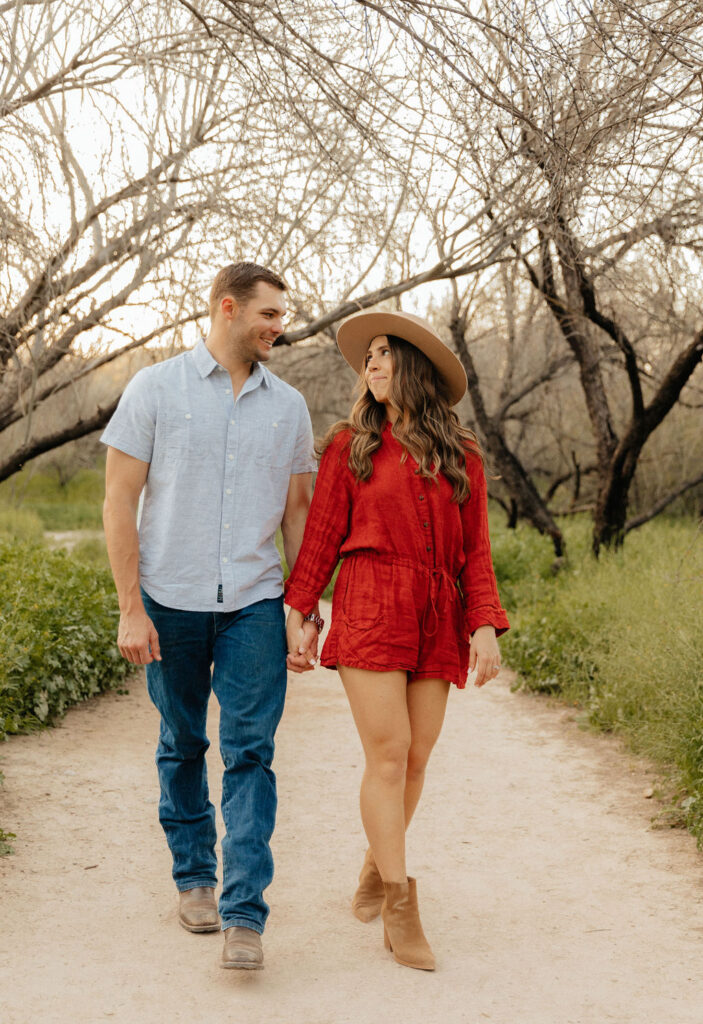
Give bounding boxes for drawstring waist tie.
[342,552,460,639]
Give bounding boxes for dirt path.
[2,603,703,1024]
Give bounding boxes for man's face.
[228,281,287,363]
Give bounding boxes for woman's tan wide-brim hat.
[336,309,467,406]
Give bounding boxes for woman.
[284,310,509,971]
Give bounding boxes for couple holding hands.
[102,261,508,973]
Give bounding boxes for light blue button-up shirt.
[101,340,316,612]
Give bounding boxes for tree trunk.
[525,224,703,554]
[450,315,565,558]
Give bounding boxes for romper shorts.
[319,553,471,689]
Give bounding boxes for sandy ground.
[2,603,703,1024]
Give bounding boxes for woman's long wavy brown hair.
[318,335,482,502]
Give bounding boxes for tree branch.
[625,472,703,533]
[0,398,120,483]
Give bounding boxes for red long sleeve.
[284,431,354,616]
[459,453,510,637]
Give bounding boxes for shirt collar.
[191,340,271,388]
[192,339,219,378]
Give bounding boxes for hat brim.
[336,310,467,406]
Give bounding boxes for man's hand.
[286,609,318,673]
[118,607,162,665]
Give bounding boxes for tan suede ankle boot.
[381,877,435,971]
[352,849,385,922]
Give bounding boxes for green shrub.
[489,513,557,610]
[501,517,703,842]
[0,540,130,741]
[68,536,111,569]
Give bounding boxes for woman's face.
[364,335,394,404]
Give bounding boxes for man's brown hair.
[209,262,286,319]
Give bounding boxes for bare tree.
[5,0,702,556]
[0,0,431,479]
[342,0,703,550]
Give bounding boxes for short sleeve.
[100,367,157,463]
[290,395,316,475]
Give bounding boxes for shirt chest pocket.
[161,410,223,464]
[250,417,294,469]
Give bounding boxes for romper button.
[426,545,432,551]
[423,521,429,527]
[418,495,425,501]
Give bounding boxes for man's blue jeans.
[142,590,287,934]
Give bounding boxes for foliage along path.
[1,604,703,1024]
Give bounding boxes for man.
[102,262,320,970]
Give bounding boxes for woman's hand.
[286,607,318,673]
[469,624,501,688]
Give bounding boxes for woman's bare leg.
[338,666,410,884]
[404,677,451,827]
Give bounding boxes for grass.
[0,769,15,854]
[0,506,45,543]
[497,514,703,843]
[0,466,105,530]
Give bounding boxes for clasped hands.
[286,607,319,673]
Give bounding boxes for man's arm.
[281,472,318,672]
[281,471,313,571]
[103,446,161,665]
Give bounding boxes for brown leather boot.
[352,849,385,922]
[381,877,435,971]
[221,927,264,970]
[178,886,219,932]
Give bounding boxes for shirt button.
[185,413,192,420]
[222,557,229,563]
[224,523,230,529]
[228,454,234,461]
[225,488,232,495]
[225,388,231,394]
[230,419,235,425]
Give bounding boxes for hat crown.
[336,309,467,406]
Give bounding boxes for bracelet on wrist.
[303,611,325,634]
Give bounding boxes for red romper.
[284,423,509,688]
